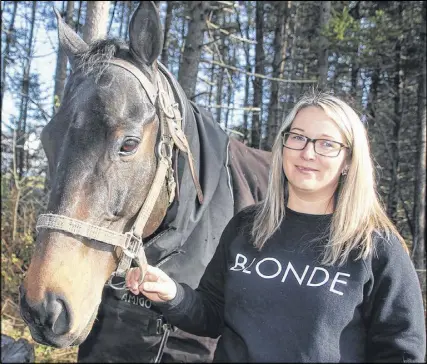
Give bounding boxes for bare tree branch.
[206,20,257,44]
[201,58,317,84]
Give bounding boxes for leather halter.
[36,58,204,291]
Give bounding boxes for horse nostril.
[46,293,70,336]
[19,290,71,336]
[51,301,70,335]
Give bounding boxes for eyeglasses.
[282,132,349,157]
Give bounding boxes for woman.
[126,91,426,362]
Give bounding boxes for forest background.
[1,1,426,362]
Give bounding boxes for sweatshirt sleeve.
[363,234,426,362]
[153,209,246,338]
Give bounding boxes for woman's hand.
[125,265,177,302]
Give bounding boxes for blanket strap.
[154,316,174,363]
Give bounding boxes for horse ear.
[54,7,88,69]
[128,1,163,66]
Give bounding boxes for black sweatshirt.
[155,206,426,362]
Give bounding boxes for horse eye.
[119,138,140,155]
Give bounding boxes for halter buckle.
[124,230,142,251]
[157,137,173,162]
[106,231,144,291]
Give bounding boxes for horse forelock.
[57,38,158,132]
[74,38,128,81]
[73,38,156,85]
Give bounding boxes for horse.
[19,2,271,362]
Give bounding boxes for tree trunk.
[124,1,131,41]
[215,21,226,125]
[75,0,82,33]
[178,5,186,69]
[266,1,288,150]
[178,1,209,100]
[208,60,215,106]
[53,0,75,114]
[350,1,361,95]
[83,1,110,44]
[242,66,251,144]
[17,1,37,179]
[350,58,360,95]
[317,1,331,89]
[1,1,18,106]
[118,1,125,38]
[286,1,300,121]
[282,0,293,120]
[161,1,174,67]
[412,0,426,297]
[367,66,380,128]
[237,1,253,144]
[387,3,403,222]
[215,66,224,125]
[225,46,236,129]
[251,1,265,149]
[225,84,232,129]
[107,0,117,35]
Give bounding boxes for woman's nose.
[301,140,317,159]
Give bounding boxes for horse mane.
[75,39,129,81]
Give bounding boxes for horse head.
[19,1,174,348]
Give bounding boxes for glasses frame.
[282,131,349,158]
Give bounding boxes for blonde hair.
[251,90,407,266]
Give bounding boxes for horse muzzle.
[18,284,87,348]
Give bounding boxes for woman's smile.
[295,165,318,174]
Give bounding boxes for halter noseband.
[36,58,203,291]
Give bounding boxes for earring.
[342,169,348,176]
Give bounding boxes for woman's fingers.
[142,282,169,294]
[143,271,160,282]
[125,265,158,287]
[145,265,171,281]
[125,265,176,301]
[142,281,177,301]
[125,267,141,290]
